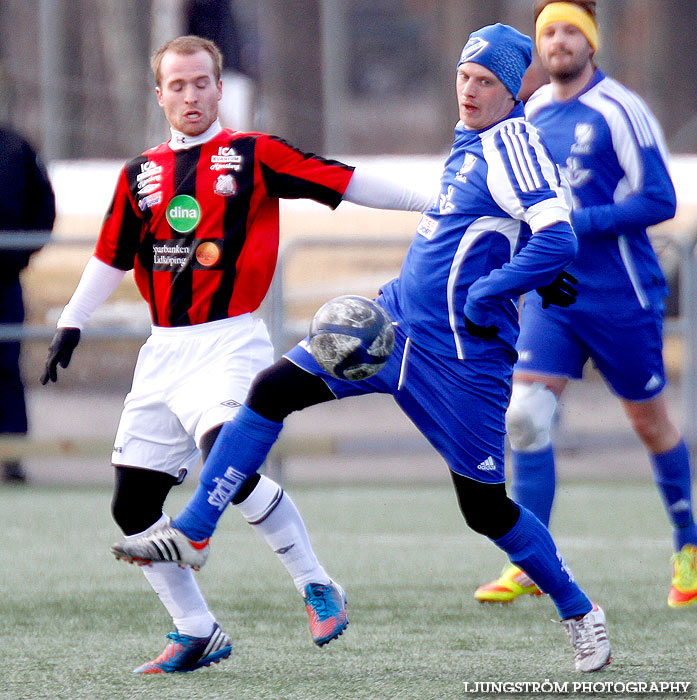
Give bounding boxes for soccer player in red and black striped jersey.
[41,35,431,674]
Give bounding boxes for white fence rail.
[2,228,697,462]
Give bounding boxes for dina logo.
[166,195,201,233]
[459,37,489,65]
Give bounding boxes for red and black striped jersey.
[95,128,354,327]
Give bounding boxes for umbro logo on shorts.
[221,399,242,408]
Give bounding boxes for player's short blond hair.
[151,35,224,86]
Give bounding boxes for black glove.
[464,315,499,340]
[536,270,578,309]
[40,327,81,385]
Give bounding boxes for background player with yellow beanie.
[476,0,697,610]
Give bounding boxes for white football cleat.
[111,521,210,571]
[562,603,611,672]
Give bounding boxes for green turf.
[1,482,696,700]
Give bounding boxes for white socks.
[128,515,215,638]
[234,475,331,594]
[130,475,331,639]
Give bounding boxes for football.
[309,295,395,381]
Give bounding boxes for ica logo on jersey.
[210,147,243,172]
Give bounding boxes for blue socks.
[651,439,697,550]
[511,446,556,527]
[514,439,697,551]
[493,506,591,619]
[173,406,283,541]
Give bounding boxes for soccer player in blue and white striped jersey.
[476,0,697,609]
[112,23,612,672]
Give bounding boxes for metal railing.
[3,227,697,460]
[264,234,411,353]
[265,229,697,456]
[0,232,151,341]
[677,233,697,451]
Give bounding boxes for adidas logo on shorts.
[476,456,497,471]
[644,374,662,392]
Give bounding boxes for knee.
[246,357,334,422]
[505,382,557,452]
[247,365,282,411]
[451,473,520,540]
[111,488,159,536]
[630,414,679,453]
[630,416,661,447]
[111,466,176,536]
[111,489,155,536]
[461,496,520,539]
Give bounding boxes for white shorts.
[112,314,274,480]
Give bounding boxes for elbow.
[658,194,677,224]
[647,187,677,225]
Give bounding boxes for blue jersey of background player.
[476,0,697,611]
[526,60,673,312]
[111,23,613,673]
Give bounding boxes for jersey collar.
[168,119,223,150]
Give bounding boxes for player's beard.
[547,53,591,84]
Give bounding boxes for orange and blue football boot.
[474,563,543,603]
[668,544,697,608]
[303,580,348,646]
[133,623,232,674]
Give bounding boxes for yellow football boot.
[475,563,543,603]
[668,544,697,608]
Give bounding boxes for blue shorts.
[285,298,514,483]
[515,293,666,401]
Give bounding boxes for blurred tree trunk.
[647,0,697,150]
[147,0,185,146]
[602,0,697,151]
[256,0,324,152]
[433,0,506,148]
[1,0,67,159]
[91,0,152,156]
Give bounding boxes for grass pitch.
[1,481,696,700]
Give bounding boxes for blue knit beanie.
[457,23,533,98]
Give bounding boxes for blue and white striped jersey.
[380,102,577,360]
[525,69,676,311]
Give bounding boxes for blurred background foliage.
[1,0,696,163]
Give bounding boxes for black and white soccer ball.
[309,295,395,381]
